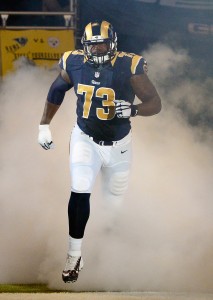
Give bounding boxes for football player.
[38,21,161,283]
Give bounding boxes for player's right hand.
[38,124,55,150]
[114,100,138,118]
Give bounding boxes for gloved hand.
[114,100,138,118]
[38,124,54,150]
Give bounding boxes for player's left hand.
[114,100,138,118]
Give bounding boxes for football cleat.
[62,255,84,283]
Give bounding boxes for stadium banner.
[0,29,75,76]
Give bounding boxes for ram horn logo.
[14,37,28,46]
[48,37,60,48]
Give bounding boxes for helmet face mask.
[81,21,117,67]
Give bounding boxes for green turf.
[0,284,64,293]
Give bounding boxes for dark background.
[1,0,212,126]
[1,0,212,64]
[77,0,213,73]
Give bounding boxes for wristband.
[131,105,138,117]
[39,124,50,131]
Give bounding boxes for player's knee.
[108,171,129,196]
[71,167,93,193]
[72,177,91,192]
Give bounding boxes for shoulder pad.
[115,51,146,75]
[59,50,84,70]
[131,54,144,74]
[71,50,84,56]
[60,51,72,70]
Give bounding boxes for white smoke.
[0,44,212,293]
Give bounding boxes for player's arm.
[130,72,162,116]
[115,74,161,118]
[38,70,73,150]
[115,55,161,118]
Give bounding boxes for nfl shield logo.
[94,72,100,78]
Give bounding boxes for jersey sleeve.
[58,51,72,71]
[131,55,148,75]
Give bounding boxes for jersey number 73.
[77,84,116,120]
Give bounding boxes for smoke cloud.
[0,44,212,293]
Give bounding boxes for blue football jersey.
[59,50,147,141]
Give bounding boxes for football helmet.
[81,21,117,66]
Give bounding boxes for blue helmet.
[81,21,117,66]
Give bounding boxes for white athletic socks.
[68,236,83,257]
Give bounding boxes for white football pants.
[69,123,132,204]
